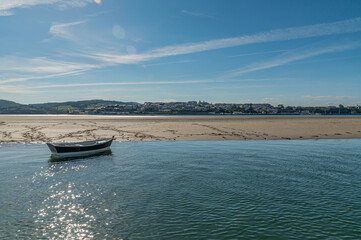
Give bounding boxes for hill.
[0,99,23,108]
[0,99,138,114]
[30,99,137,109]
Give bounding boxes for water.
[1,140,361,239]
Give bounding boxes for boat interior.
[51,138,111,147]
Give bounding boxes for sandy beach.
[1,115,361,143]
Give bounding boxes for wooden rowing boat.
[47,136,114,158]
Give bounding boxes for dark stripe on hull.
[54,140,113,153]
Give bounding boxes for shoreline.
[1,115,361,143]
[1,138,361,145]
[1,114,361,117]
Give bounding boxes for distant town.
[93,101,361,115]
[1,99,361,115]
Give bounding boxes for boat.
[47,136,114,158]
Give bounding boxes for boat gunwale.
[48,137,114,148]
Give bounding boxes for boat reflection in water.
[48,150,113,162]
[47,136,114,160]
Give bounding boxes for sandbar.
[1,115,361,143]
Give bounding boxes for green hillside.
[0,99,139,114]
[0,99,22,108]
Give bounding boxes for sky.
[0,0,361,106]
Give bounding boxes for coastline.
[1,115,361,143]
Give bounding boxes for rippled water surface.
[1,140,361,239]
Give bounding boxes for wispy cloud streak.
[181,10,213,18]
[0,56,96,74]
[144,59,193,67]
[2,17,361,93]
[0,56,99,84]
[229,49,288,58]
[0,70,88,84]
[0,10,13,16]
[81,17,361,64]
[49,21,87,40]
[0,0,94,16]
[228,41,361,76]
[30,79,221,89]
[0,79,222,93]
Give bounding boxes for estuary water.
[1,139,361,239]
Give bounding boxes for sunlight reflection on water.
[32,163,97,239]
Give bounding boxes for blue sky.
[0,0,361,106]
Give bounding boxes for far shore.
[1,115,361,143]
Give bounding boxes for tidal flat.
[1,115,361,143]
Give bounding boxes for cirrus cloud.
[78,17,361,65]
[0,0,96,16]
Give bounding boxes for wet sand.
[1,115,361,143]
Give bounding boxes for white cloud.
[0,57,98,84]
[0,69,88,84]
[227,41,361,77]
[2,17,361,94]
[0,0,57,10]
[0,79,221,93]
[0,56,100,85]
[0,53,108,85]
[181,10,213,18]
[0,0,93,16]
[0,56,96,74]
[79,17,361,64]
[30,79,219,89]
[203,84,273,90]
[0,10,13,16]
[144,59,193,67]
[229,49,288,58]
[57,0,92,9]
[49,20,87,40]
